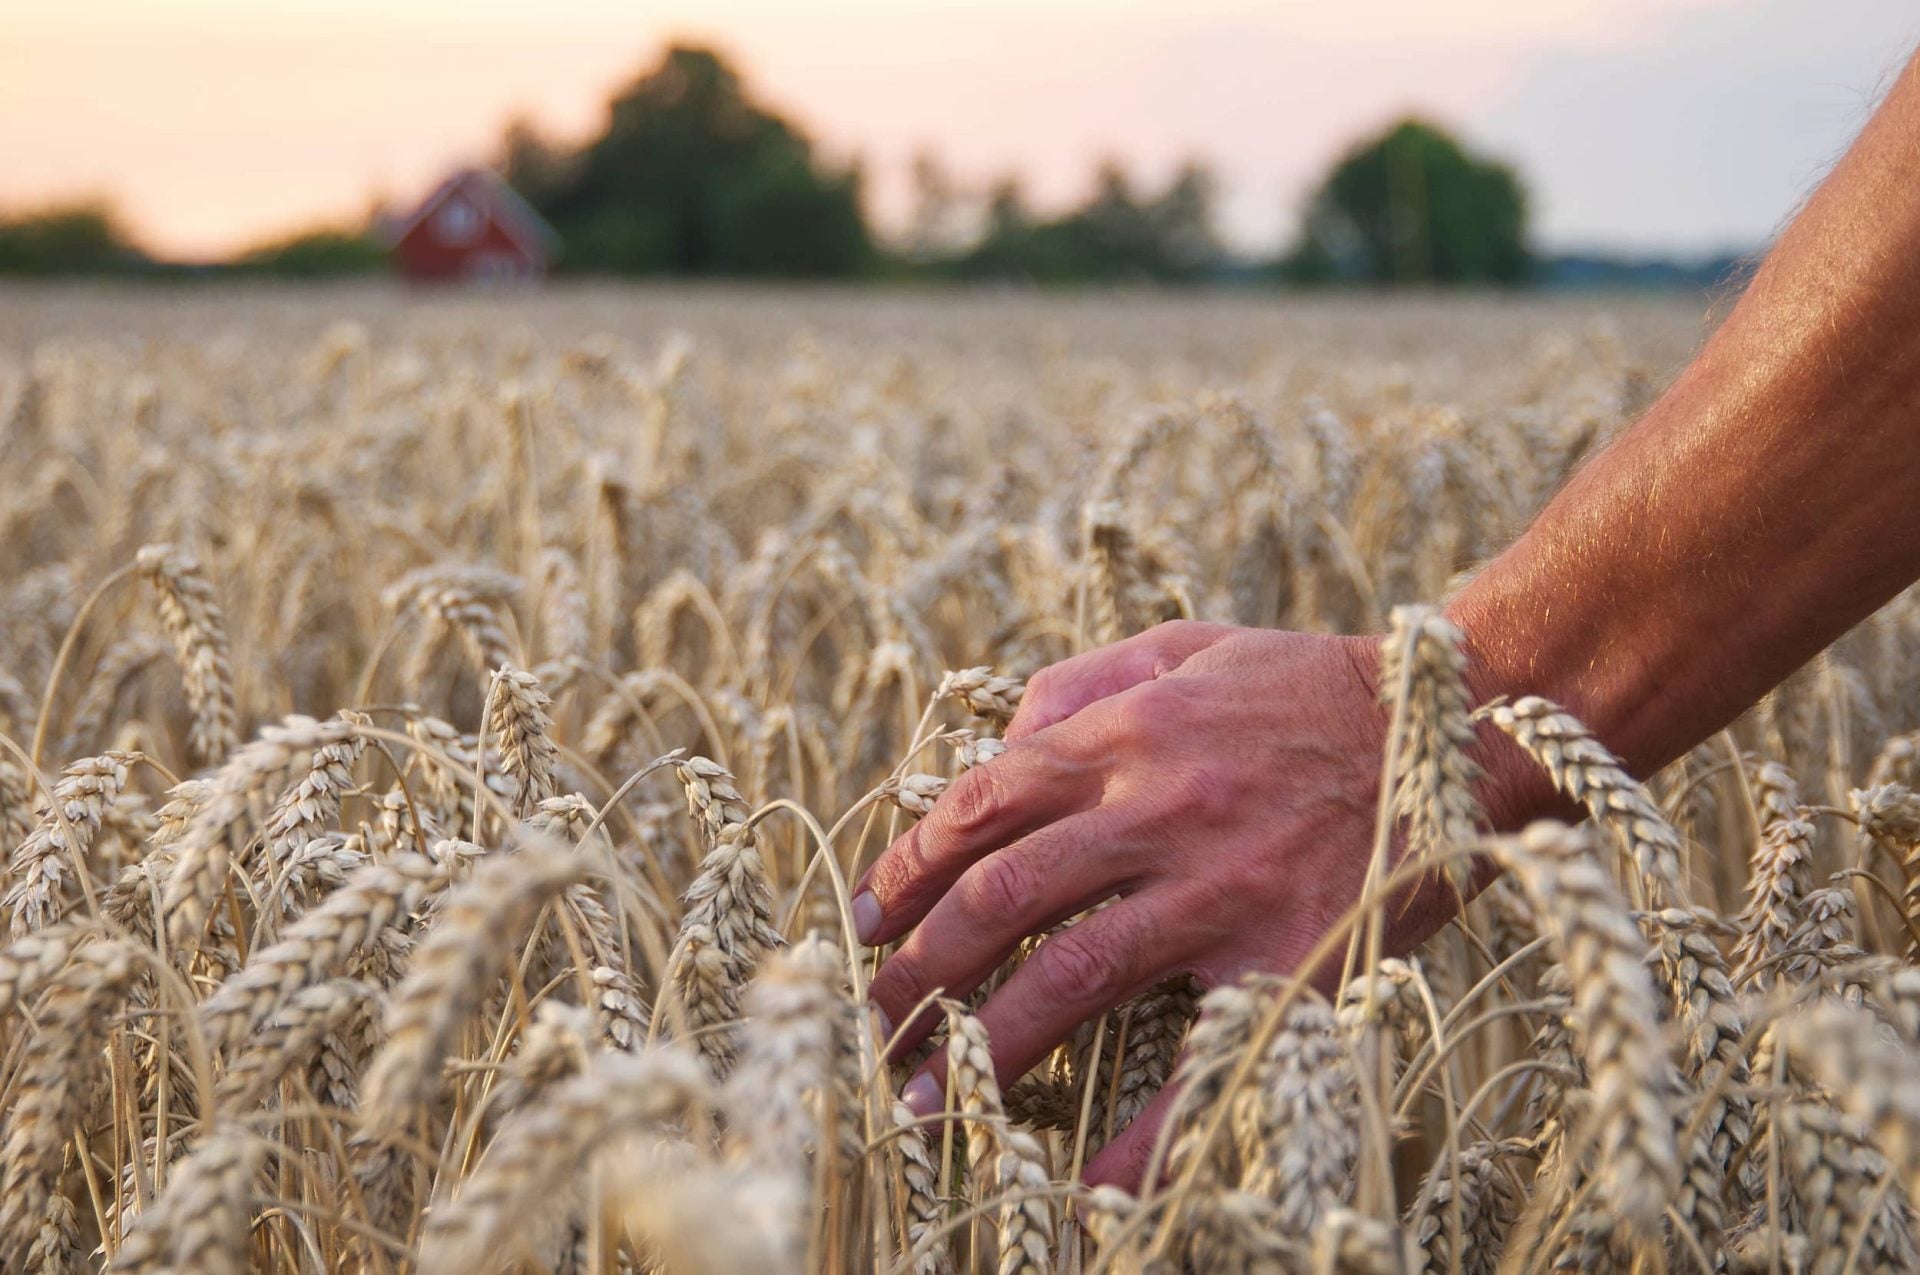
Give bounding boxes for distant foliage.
[947,159,1226,284]
[1283,118,1531,286]
[0,202,147,277]
[505,45,873,278]
[233,229,385,278]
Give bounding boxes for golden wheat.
[2,286,1917,1271]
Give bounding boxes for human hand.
[854,620,1497,1190]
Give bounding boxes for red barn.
[389,169,558,283]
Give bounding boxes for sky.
[5,0,1919,260]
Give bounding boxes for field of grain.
[5,283,1920,1273]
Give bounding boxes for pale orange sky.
[5,0,1919,258]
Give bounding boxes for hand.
[853,620,1478,1190]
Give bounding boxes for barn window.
[436,195,482,245]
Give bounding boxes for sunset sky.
[6,0,1919,260]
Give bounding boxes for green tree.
[0,201,146,276]
[500,117,580,211]
[526,45,872,277]
[1282,119,1530,285]
[903,149,966,266]
[957,159,1223,283]
[1149,160,1224,281]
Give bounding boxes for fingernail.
[871,1004,894,1046]
[902,1072,943,1118]
[852,891,883,945]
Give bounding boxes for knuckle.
[1036,925,1123,1007]
[1213,847,1274,904]
[1146,617,1199,647]
[1008,669,1057,737]
[872,951,929,1018]
[1108,680,1177,741]
[1167,765,1239,824]
[939,765,1004,837]
[870,825,931,905]
[1143,619,1204,667]
[964,854,1037,922]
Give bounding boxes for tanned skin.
[855,50,1920,1190]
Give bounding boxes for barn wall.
[393,218,544,282]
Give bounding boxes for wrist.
[1339,624,1570,837]
[1443,590,1599,834]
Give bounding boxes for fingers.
[1084,1079,1184,1192]
[898,895,1191,1115]
[853,738,1097,947]
[1006,620,1228,742]
[866,815,1125,1048]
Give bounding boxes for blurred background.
[4,0,1919,288]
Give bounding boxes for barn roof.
[388,168,560,258]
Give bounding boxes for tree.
[1282,119,1530,285]
[1149,160,1223,281]
[499,117,579,211]
[0,202,146,276]
[956,159,1224,283]
[523,44,873,277]
[904,149,967,264]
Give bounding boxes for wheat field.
[4,283,1919,1273]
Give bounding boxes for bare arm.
[1459,50,1920,790]
[856,50,1920,1190]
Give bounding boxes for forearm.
[1452,50,1920,805]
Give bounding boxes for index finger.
[1006,621,1229,742]
[851,737,1097,947]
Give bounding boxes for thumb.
[1083,1079,1187,1193]
[1007,621,1231,742]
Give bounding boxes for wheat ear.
[993,1128,1055,1275]
[1406,1140,1524,1275]
[109,1129,264,1275]
[162,714,365,949]
[1381,605,1484,899]
[893,1099,956,1275]
[0,938,139,1266]
[1484,695,1683,906]
[727,935,845,1165]
[135,542,240,765]
[4,750,135,938]
[1490,822,1680,1237]
[216,977,376,1110]
[360,842,583,1124]
[1782,1000,1920,1202]
[937,667,1025,727]
[483,665,558,816]
[1731,812,1817,991]
[1230,996,1360,1233]
[414,1047,711,1275]
[261,709,367,863]
[200,850,439,1051]
[670,755,782,1073]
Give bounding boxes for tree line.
[2,44,1540,285]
